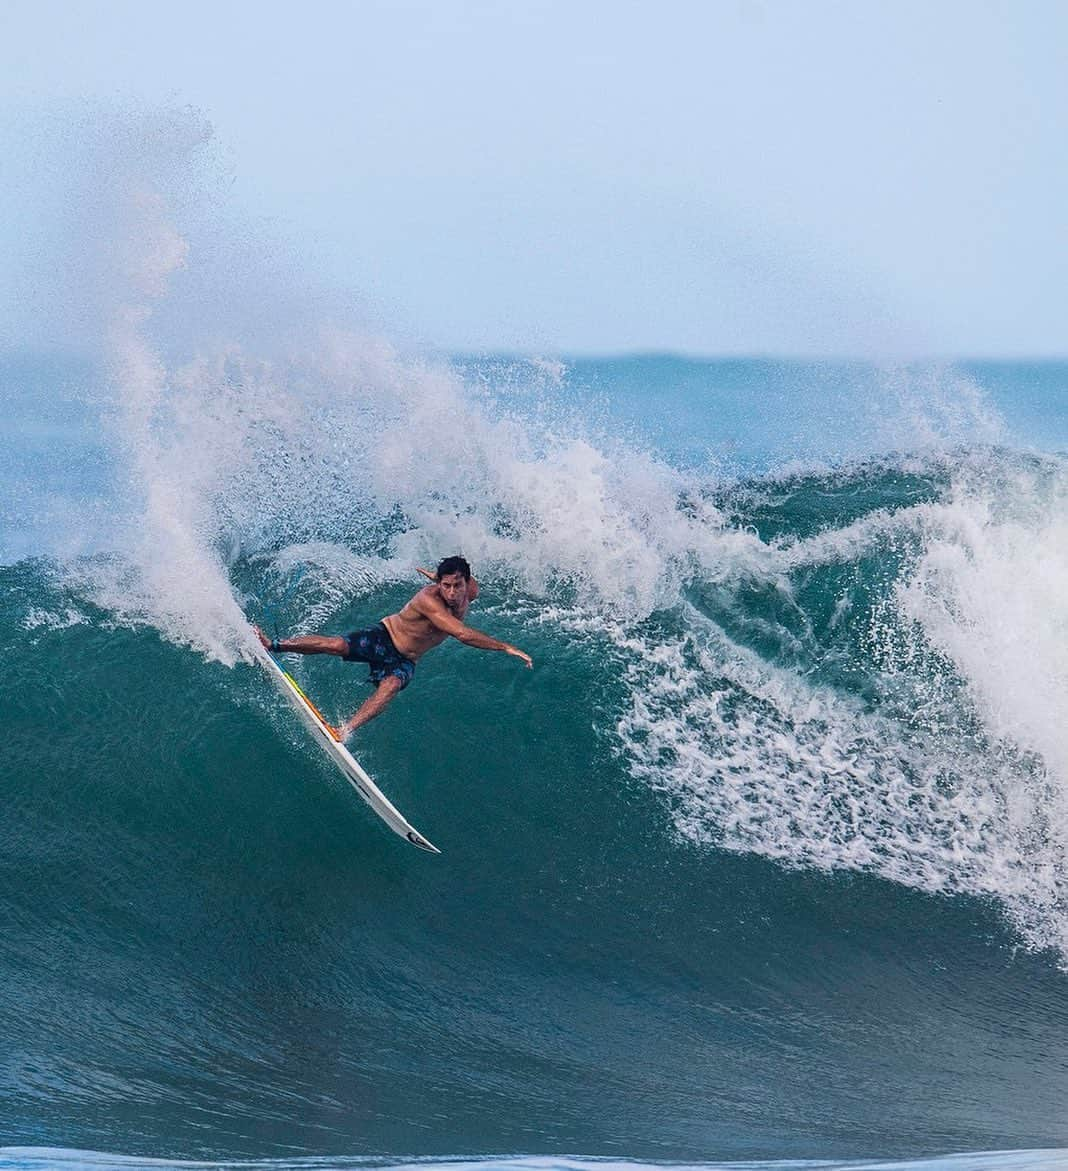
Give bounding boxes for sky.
[1,0,1066,356]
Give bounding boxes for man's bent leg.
[339,676,404,740]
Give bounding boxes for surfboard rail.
[258,647,440,854]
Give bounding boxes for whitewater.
[3,112,1068,1168]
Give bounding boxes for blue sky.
[2,0,1066,355]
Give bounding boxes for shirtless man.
[256,556,532,741]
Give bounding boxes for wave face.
[4,112,1068,1164]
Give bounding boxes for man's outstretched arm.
[418,600,532,668]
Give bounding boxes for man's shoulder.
[409,584,443,613]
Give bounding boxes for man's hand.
[506,645,534,669]
[336,718,357,742]
[254,625,271,650]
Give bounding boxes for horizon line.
[4,343,1068,367]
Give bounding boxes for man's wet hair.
[436,556,471,581]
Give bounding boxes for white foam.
[607,453,1068,961]
[22,607,89,633]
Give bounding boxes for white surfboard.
[258,647,440,854]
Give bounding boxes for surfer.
[256,557,532,740]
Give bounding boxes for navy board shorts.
[342,622,416,690]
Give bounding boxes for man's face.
[437,571,468,610]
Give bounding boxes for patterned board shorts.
[342,622,416,690]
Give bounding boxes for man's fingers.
[507,645,533,668]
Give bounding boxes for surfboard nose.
[407,830,442,854]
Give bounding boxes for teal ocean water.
[5,345,1068,1170]
[4,117,1068,1171]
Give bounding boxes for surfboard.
[258,646,440,854]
